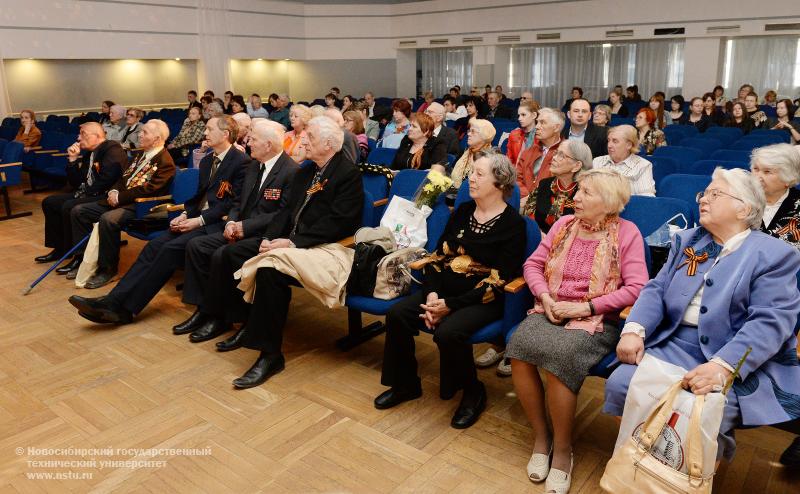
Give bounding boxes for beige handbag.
[600,381,713,494]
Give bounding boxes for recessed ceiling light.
[174,57,181,61]
[284,58,291,61]
[257,58,263,61]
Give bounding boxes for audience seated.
[381,99,413,149]
[99,100,114,124]
[452,118,496,188]
[523,140,592,233]
[752,144,800,247]
[268,94,291,129]
[247,94,269,119]
[417,91,434,114]
[283,104,312,163]
[364,91,390,123]
[15,109,41,152]
[354,101,380,141]
[634,108,666,156]
[561,87,583,114]
[713,85,726,106]
[341,95,356,113]
[592,104,611,127]
[120,108,144,150]
[486,92,514,120]
[103,104,127,142]
[606,168,800,465]
[509,168,647,493]
[324,108,359,164]
[67,116,249,324]
[70,119,176,288]
[424,102,461,157]
[231,95,247,115]
[516,107,565,208]
[232,112,252,153]
[343,110,369,162]
[175,120,298,344]
[763,90,778,108]
[186,90,198,112]
[36,123,127,273]
[593,124,655,196]
[561,98,607,159]
[608,90,628,117]
[648,94,671,128]
[723,101,754,135]
[702,92,724,126]
[443,95,467,122]
[167,105,205,163]
[668,95,685,123]
[744,92,767,129]
[769,99,800,144]
[507,100,540,166]
[626,85,642,102]
[678,97,713,133]
[376,149,526,429]
[390,112,447,172]
[222,91,234,114]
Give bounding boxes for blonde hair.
[289,104,313,127]
[576,168,631,214]
[608,124,639,154]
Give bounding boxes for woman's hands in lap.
[683,362,731,395]
[420,292,451,330]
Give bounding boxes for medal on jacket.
[264,188,281,200]
[677,247,708,276]
[777,218,800,242]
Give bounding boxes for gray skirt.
[506,313,621,393]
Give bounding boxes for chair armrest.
[338,236,355,247]
[52,153,69,157]
[620,306,632,320]
[34,149,59,154]
[504,276,527,293]
[134,194,172,203]
[373,198,388,207]
[27,146,43,151]
[0,162,22,169]
[166,204,185,212]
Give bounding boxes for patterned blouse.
[523,176,577,233]
[761,187,800,251]
[170,119,206,155]
[639,128,666,155]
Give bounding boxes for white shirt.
[445,105,467,121]
[433,125,442,137]
[248,106,269,119]
[258,152,281,189]
[592,154,656,197]
[762,189,789,228]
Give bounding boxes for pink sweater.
[523,215,648,315]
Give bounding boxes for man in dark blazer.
[35,122,127,273]
[560,98,608,159]
[425,102,461,157]
[486,92,515,120]
[70,119,176,288]
[230,115,364,389]
[172,120,298,343]
[68,116,249,324]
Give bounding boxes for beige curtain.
[0,54,13,118]
[196,0,233,96]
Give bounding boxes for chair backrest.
[0,138,7,157]
[621,195,693,237]
[648,156,678,189]
[446,153,457,168]
[653,145,704,166]
[453,178,521,211]
[172,168,200,205]
[1,141,24,164]
[423,200,452,252]
[366,147,397,166]
[387,169,428,201]
[729,140,766,152]
[361,173,390,201]
[656,174,711,225]
[661,125,687,146]
[748,128,790,143]
[704,126,743,146]
[685,160,749,175]
[679,137,722,158]
[710,149,752,163]
[361,189,377,228]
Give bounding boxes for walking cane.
[22,234,90,295]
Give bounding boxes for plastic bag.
[645,213,689,247]
[380,196,432,249]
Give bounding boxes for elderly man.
[520,91,535,104]
[486,92,514,120]
[35,122,127,272]
[268,94,291,129]
[424,102,461,156]
[324,108,359,164]
[515,107,564,206]
[174,120,298,343]
[247,94,269,119]
[103,105,127,142]
[229,116,364,389]
[68,116,249,324]
[560,98,607,159]
[364,91,390,123]
[232,112,252,153]
[70,119,176,288]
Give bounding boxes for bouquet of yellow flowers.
[413,170,453,209]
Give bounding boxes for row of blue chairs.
[0,139,30,221]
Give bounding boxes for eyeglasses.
[126,113,136,117]
[553,151,576,161]
[695,189,744,204]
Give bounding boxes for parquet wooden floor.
[0,187,798,493]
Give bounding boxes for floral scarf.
[531,216,622,334]
[451,144,491,188]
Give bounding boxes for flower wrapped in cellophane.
[413,170,453,210]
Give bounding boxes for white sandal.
[475,348,504,367]
[545,453,573,494]
[526,444,552,483]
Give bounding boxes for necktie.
[209,155,221,182]
[243,162,266,219]
[86,151,96,186]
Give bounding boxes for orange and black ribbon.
[677,247,709,276]
[306,178,328,196]
[216,180,232,199]
[777,218,800,242]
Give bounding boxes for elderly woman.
[770,99,800,144]
[102,104,127,142]
[608,90,628,117]
[592,105,612,127]
[375,149,526,430]
[343,110,369,162]
[523,140,592,233]
[516,107,565,208]
[593,124,655,196]
[751,143,800,248]
[508,168,647,493]
[15,109,41,152]
[634,108,666,155]
[354,101,380,141]
[283,104,312,163]
[381,99,412,149]
[451,118,496,188]
[390,113,446,172]
[506,100,541,165]
[167,105,205,163]
[120,108,144,150]
[606,167,800,466]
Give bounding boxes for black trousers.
[71,202,136,270]
[106,224,221,315]
[183,233,261,324]
[380,291,503,397]
[239,267,300,357]
[41,193,98,253]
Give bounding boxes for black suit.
[239,151,364,356]
[487,105,515,120]
[183,153,297,322]
[560,124,609,160]
[41,140,127,254]
[105,146,249,315]
[436,125,461,157]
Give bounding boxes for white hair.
[146,119,170,141]
[711,167,765,230]
[537,107,565,133]
[308,116,344,152]
[110,104,126,117]
[232,112,252,128]
[563,139,593,171]
[750,143,800,187]
[251,119,285,148]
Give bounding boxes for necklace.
[555,179,577,193]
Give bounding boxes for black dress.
[678,113,713,133]
[761,187,800,251]
[390,135,448,171]
[723,117,754,135]
[380,202,526,396]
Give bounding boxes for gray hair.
[146,119,170,142]
[537,107,565,133]
[251,119,285,148]
[207,101,223,117]
[750,143,800,187]
[473,148,516,199]
[711,168,765,230]
[594,104,612,123]
[564,139,593,171]
[110,105,126,117]
[308,116,344,152]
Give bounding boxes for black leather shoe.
[173,310,206,335]
[780,436,800,468]
[66,268,79,280]
[56,256,82,274]
[35,250,63,263]
[189,318,230,343]
[232,354,285,389]
[69,295,132,324]
[216,328,245,352]
[374,386,423,410]
[450,381,486,429]
[85,269,118,289]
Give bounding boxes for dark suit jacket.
[488,105,515,120]
[184,145,249,225]
[391,135,447,171]
[100,148,176,206]
[265,151,364,248]
[436,125,461,156]
[67,139,127,197]
[228,152,298,238]
[560,124,608,160]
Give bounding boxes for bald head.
[324,108,345,128]
[79,122,106,150]
[425,102,445,125]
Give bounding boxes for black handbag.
[347,242,388,296]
